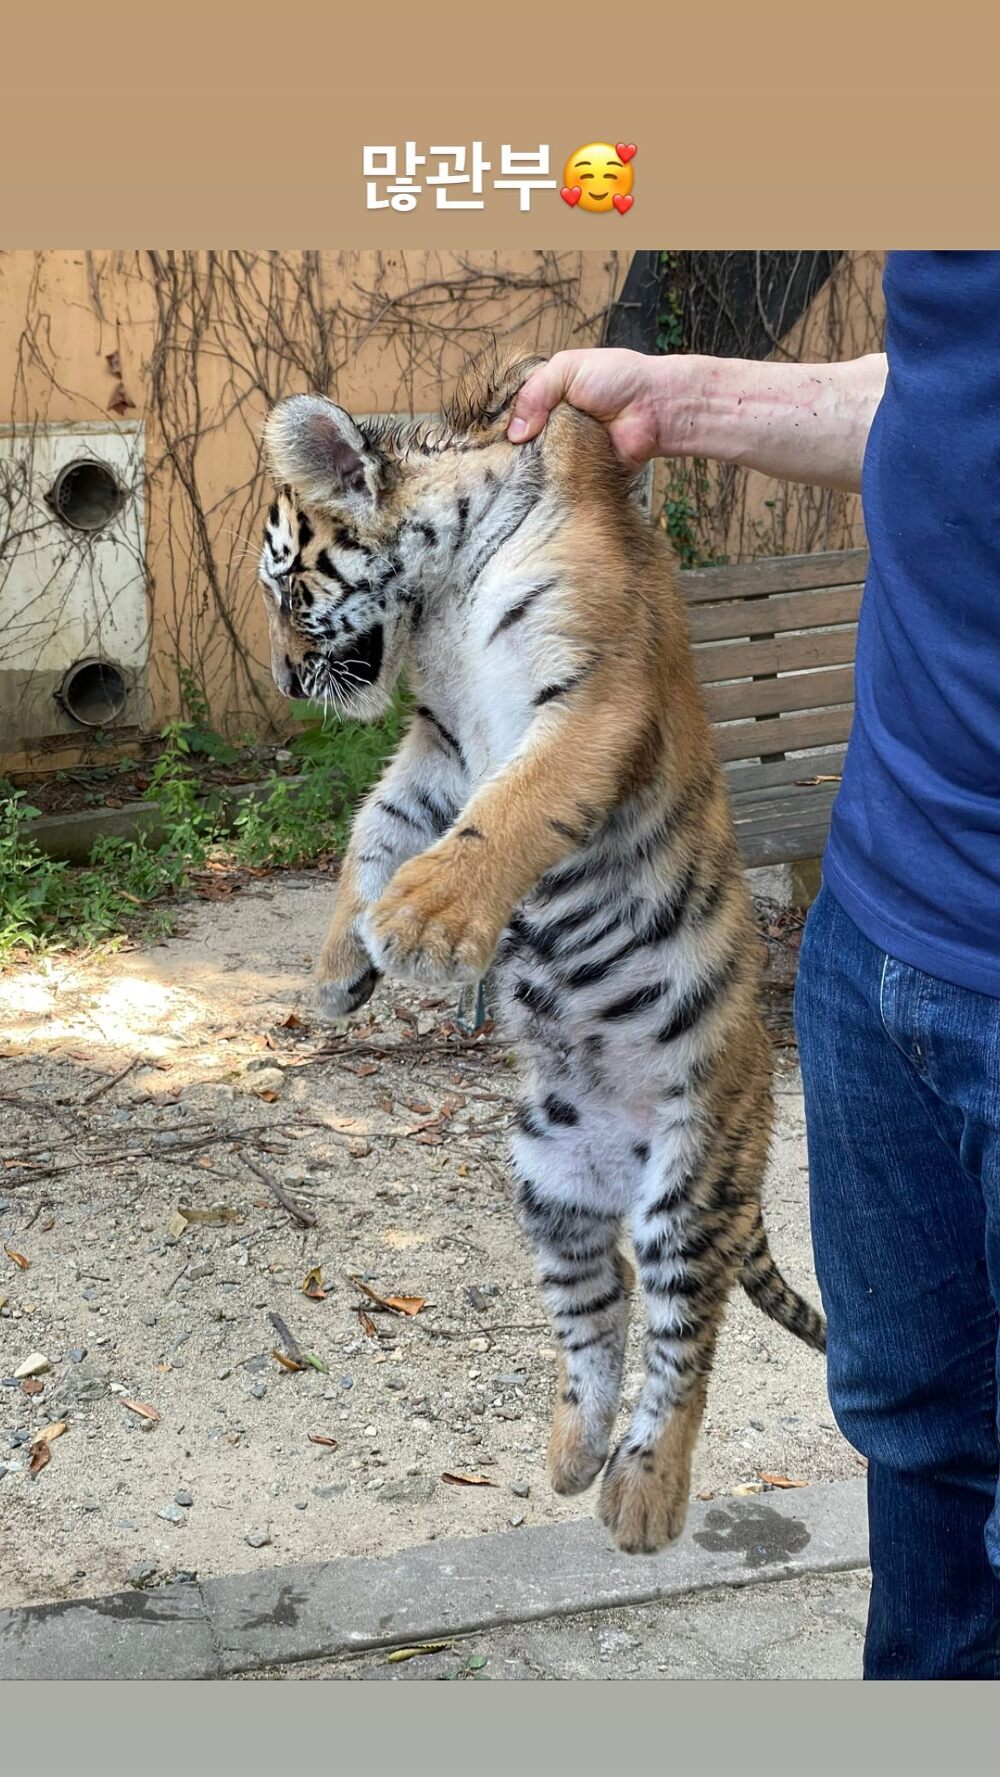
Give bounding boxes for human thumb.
[506,359,567,443]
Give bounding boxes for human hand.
[507,348,669,469]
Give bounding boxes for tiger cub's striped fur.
[258,346,825,1555]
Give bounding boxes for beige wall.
[0,249,626,763]
[0,249,884,767]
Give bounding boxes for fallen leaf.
[254,1089,280,1104]
[441,1472,498,1487]
[386,1641,456,1663]
[29,1441,50,1476]
[277,1012,305,1029]
[174,1205,242,1227]
[349,1277,426,1316]
[32,1421,67,1446]
[357,1309,378,1340]
[758,1472,809,1489]
[302,1266,326,1301]
[121,1399,160,1423]
[271,1348,305,1373]
[21,1378,44,1396]
[40,1218,55,1233]
[354,1064,380,1078]
[168,1210,187,1238]
[307,1433,338,1448]
[4,1246,30,1270]
[302,1353,329,1374]
[404,1099,433,1116]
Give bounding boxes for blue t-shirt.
[824,250,1000,998]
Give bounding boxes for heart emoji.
[613,193,634,215]
[561,186,582,206]
[615,142,637,163]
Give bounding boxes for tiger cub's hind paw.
[548,1402,613,1497]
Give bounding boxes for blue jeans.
[794,885,1000,1679]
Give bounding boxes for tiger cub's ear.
[263,394,381,509]
[447,345,547,438]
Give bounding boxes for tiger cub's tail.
[739,1209,827,1354]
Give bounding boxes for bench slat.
[686,583,863,643]
[713,706,854,763]
[676,550,866,862]
[735,814,838,867]
[704,664,855,723]
[679,547,869,604]
[694,626,857,684]
[730,783,841,819]
[724,745,846,794]
[730,782,842,866]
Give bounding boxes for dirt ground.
[0,874,856,1610]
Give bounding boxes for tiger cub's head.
[257,346,544,718]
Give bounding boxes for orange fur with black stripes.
[258,345,825,1554]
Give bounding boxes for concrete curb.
[0,1480,868,1680]
[24,777,308,863]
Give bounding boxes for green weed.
[0,687,409,964]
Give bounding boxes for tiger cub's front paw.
[361,841,504,987]
[314,924,381,1024]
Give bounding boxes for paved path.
[237,1569,870,1681]
[0,1479,868,1680]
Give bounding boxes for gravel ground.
[0,873,856,1609]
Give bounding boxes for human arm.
[507,348,887,493]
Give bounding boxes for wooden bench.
[679,546,867,867]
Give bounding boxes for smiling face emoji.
[563,142,634,213]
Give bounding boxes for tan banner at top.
[3,1,1000,246]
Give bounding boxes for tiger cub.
[257,345,825,1555]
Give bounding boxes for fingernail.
[507,417,529,442]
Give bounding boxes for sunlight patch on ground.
[1,945,302,1075]
[0,968,204,1060]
